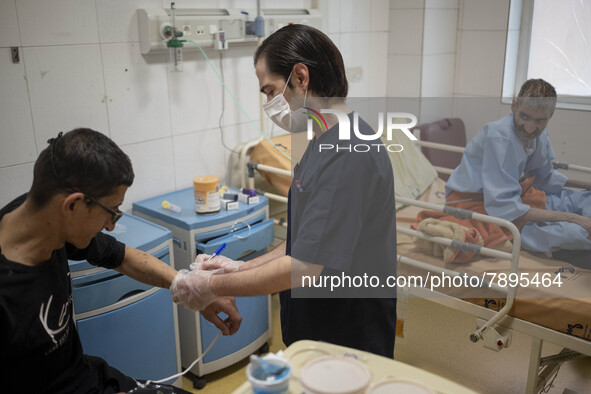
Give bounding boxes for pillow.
[381,132,438,209]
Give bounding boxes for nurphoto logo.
[304,108,417,153]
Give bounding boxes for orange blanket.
[413,177,547,263]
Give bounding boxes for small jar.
[193,176,220,214]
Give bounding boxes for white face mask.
[263,70,308,133]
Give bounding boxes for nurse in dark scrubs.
[172,24,397,358]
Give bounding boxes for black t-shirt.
[0,194,127,393]
[281,113,397,357]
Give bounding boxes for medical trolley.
[132,187,273,388]
[69,213,181,385]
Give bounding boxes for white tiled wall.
[371,0,391,31]
[388,8,424,56]
[450,0,510,135]
[317,0,341,33]
[0,163,35,203]
[387,2,424,99]
[24,45,110,147]
[3,0,585,208]
[390,0,425,9]
[333,0,390,98]
[96,0,162,43]
[420,3,457,99]
[454,0,509,97]
[18,0,100,46]
[214,46,264,127]
[0,0,391,208]
[424,0,458,8]
[102,43,171,146]
[340,32,389,97]
[387,55,422,97]
[340,0,372,32]
[388,0,458,124]
[0,48,36,168]
[167,49,224,135]
[423,8,457,55]
[421,54,455,97]
[0,1,21,47]
[121,137,176,213]
[172,130,230,193]
[454,30,507,97]
[459,0,510,31]
[388,0,459,123]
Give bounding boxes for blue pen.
[208,243,227,261]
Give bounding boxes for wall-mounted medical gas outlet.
[137,8,322,54]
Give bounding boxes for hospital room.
[2,0,591,393]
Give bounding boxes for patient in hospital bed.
[418,79,591,265]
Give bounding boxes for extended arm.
[117,246,242,335]
[518,208,591,236]
[115,246,177,289]
[239,241,287,271]
[171,254,323,311]
[565,179,591,191]
[209,254,322,296]
[195,241,287,273]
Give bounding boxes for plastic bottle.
[162,200,182,213]
[193,176,221,214]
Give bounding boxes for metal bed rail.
[237,137,292,205]
[239,138,263,190]
[412,139,591,174]
[245,162,290,204]
[395,196,521,344]
[400,138,591,393]
[240,138,591,206]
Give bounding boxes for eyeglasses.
[47,132,122,225]
[84,194,123,225]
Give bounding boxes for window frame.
[502,0,591,111]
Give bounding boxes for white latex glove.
[170,268,222,311]
[191,254,244,273]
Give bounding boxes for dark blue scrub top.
[280,112,397,358]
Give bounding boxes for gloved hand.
[170,268,222,311]
[191,254,244,273]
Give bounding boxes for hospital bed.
[237,122,591,394]
[239,134,291,204]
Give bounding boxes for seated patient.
[0,128,240,393]
[446,79,591,257]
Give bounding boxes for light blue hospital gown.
[446,113,591,254]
